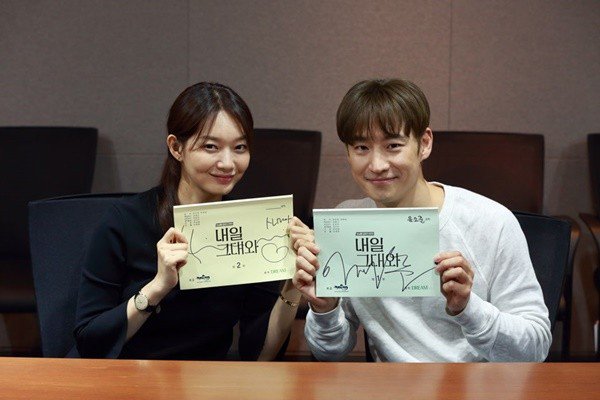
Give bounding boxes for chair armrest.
[553,215,581,276]
[579,213,600,291]
[551,215,579,358]
[580,213,600,253]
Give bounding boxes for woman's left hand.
[154,227,189,294]
[288,216,317,254]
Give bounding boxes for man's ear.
[167,134,183,161]
[419,128,433,161]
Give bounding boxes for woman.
[75,82,302,360]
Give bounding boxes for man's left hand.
[434,251,474,315]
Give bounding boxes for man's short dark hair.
[336,78,430,144]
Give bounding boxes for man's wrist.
[446,295,471,316]
[310,298,339,314]
[445,306,463,316]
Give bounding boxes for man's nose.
[368,150,390,173]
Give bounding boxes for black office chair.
[514,212,571,331]
[579,133,600,359]
[365,211,571,362]
[423,131,580,359]
[0,127,97,317]
[28,193,134,357]
[228,129,321,228]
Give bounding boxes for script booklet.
[174,195,295,290]
[314,207,440,297]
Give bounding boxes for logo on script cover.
[334,284,349,292]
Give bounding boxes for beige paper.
[174,195,294,290]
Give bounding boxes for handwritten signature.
[321,249,434,291]
[266,216,291,229]
[182,226,289,264]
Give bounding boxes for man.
[290,79,551,362]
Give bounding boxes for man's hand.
[434,251,474,315]
[293,245,338,313]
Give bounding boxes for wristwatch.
[133,291,161,314]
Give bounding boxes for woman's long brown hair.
[157,82,253,233]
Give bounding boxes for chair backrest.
[0,127,98,258]
[228,129,321,227]
[587,134,600,216]
[423,131,544,213]
[28,193,134,357]
[514,212,570,331]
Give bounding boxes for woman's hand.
[153,227,189,295]
[288,216,318,254]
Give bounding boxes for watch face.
[134,293,148,310]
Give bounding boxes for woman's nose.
[216,149,235,170]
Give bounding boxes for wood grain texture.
[0,358,599,400]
